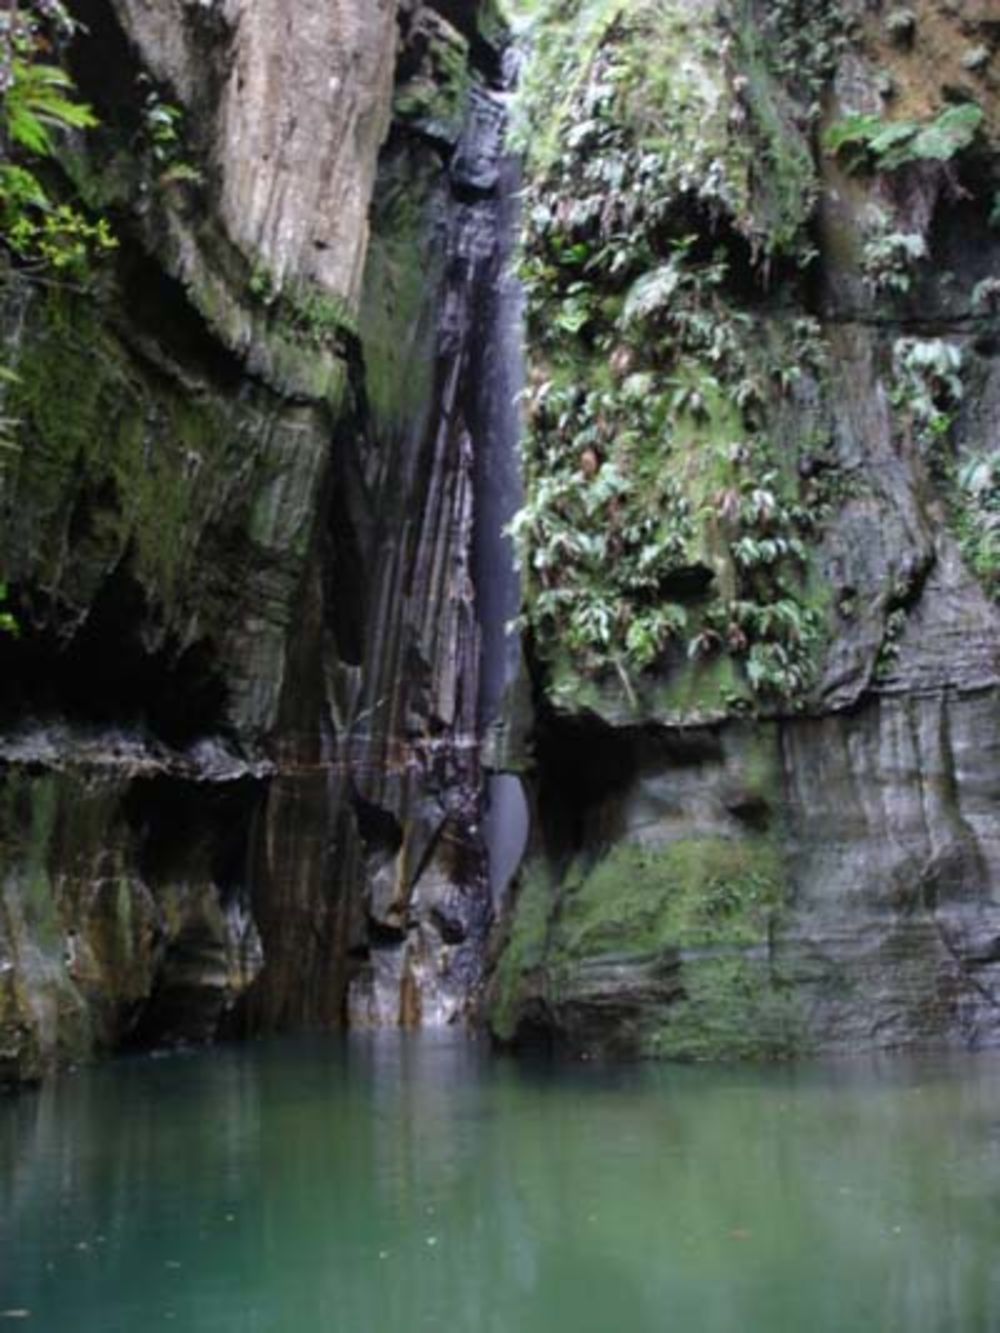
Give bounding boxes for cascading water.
[344,40,528,1028]
[468,71,532,920]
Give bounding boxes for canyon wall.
[0,0,509,1083]
[489,0,1000,1058]
[4,0,1000,1083]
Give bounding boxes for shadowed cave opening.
[0,561,230,748]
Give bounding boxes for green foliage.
[507,0,846,715]
[891,337,964,453]
[0,3,115,279]
[888,339,1000,600]
[3,193,115,276]
[5,58,96,154]
[0,581,17,635]
[824,103,984,174]
[971,277,1000,314]
[860,211,927,296]
[135,75,203,187]
[954,452,1000,594]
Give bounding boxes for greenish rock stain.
[553,836,784,958]
[489,864,558,1042]
[492,831,807,1060]
[360,153,444,436]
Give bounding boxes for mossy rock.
[491,835,808,1060]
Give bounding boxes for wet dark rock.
[487,0,1000,1060]
[0,0,516,1080]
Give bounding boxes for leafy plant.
[861,213,926,296]
[4,58,96,153]
[891,337,964,453]
[0,582,16,636]
[136,75,202,185]
[0,2,116,277]
[953,452,1000,595]
[824,104,984,174]
[508,0,837,711]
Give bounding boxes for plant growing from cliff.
[954,452,1000,595]
[891,338,964,455]
[824,103,984,175]
[136,75,202,187]
[861,212,926,296]
[0,581,16,634]
[0,1,116,278]
[889,340,1000,599]
[509,0,837,714]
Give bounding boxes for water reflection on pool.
[2,1034,999,1331]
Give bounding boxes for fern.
[4,59,97,155]
[0,15,113,278]
[824,103,983,174]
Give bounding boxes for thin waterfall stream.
[343,56,529,1028]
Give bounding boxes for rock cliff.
[3,0,1000,1083]
[0,0,510,1083]
[489,0,1000,1058]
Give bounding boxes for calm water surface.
[2,1034,999,1332]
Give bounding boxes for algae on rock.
[490,0,1000,1060]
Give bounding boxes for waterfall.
[344,44,529,1028]
[467,84,531,919]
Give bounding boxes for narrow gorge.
[2,0,1000,1087]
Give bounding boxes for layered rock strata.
[489,0,1000,1058]
[0,0,509,1083]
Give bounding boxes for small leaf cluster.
[824,104,984,175]
[860,210,927,296]
[0,2,116,279]
[891,337,965,455]
[136,74,203,187]
[954,452,1000,595]
[0,580,16,636]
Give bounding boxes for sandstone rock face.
[108,0,398,337]
[0,0,510,1083]
[5,0,999,1080]
[488,0,1000,1059]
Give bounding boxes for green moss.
[394,15,472,145]
[553,836,784,960]
[493,832,807,1060]
[2,278,325,661]
[647,655,750,723]
[732,11,818,253]
[641,955,807,1061]
[6,292,208,601]
[509,3,837,720]
[360,153,443,434]
[489,865,557,1041]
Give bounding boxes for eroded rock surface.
[0,0,509,1082]
[489,0,1000,1059]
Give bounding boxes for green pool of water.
[2,1034,999,1331]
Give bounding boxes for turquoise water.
[2,1034,1000,1331]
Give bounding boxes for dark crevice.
[113,242,247,391]
[123,774,263,896]
[323,366,374,668]
[120,774,264,1052]
[352,789,405,857]
[0,557,231,747]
